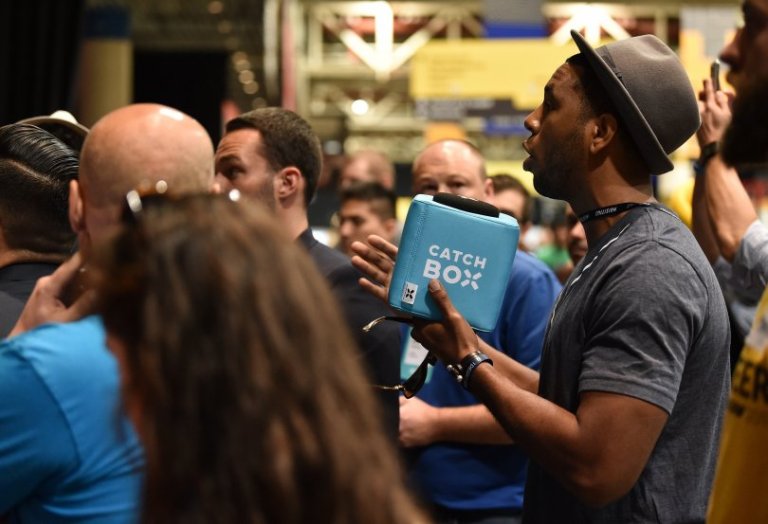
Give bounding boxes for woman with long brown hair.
[96,194,425,524]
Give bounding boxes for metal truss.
[297,0,483,139]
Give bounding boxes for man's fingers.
[351,251,394,287]
[43,252,84,296]
[366,235,399,259]
[715,90,733,110]
[350,241,395,272]
[357,277,388,303]
[426,279,458,318]
[351,256,384,285]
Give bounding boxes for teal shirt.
[0,316,143,523]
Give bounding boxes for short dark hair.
[339,182,396,221]
[226,108,323,206]
[566,53,616,120]
[0,124,79,256]
[491,174,531,224]
[566,53,645,170]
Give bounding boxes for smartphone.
[711,59,721,92]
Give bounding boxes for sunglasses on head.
[121,181,242,224]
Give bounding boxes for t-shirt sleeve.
[578,242,708,413]
[0,347,78,513]
[732,220,768,291]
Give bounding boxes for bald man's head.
[75,104,214,249]
[411,139,491,202]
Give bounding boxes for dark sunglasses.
[365,315,436,398]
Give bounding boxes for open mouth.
[522,140,531,156]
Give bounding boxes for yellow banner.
[410,39,580,109]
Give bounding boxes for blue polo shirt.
[0,316,143,523]
[404,251,561,511]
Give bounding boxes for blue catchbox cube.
[388,193,519,332]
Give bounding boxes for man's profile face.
[215,128,276,208]
[719,1,768,168]
[720,1,768,94]
[522,63,588,200]
[411,142,491,202]
[337,199,394,255]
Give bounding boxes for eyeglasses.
[365,315,436,398]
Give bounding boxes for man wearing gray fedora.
[352,31,730,522]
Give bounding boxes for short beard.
[532,130,583,200]
[722,79,768,169]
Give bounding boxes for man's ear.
[483,177,495,201]
[68,180,85,234]
[275,166,303,200]
[588,113,619,155]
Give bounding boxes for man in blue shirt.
[398,139,561,523]
[1,104,215,523]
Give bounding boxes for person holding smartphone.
[698,1,768,521]
[692,6,768,293]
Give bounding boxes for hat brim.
[570,30,673,175]
[16,115,89,152]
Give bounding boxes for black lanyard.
[578,202,652,224]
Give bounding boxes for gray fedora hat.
[570,30,700,175]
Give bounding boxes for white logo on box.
[422,244,485,290]
[402,282,418,304]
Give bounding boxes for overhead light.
[208,1,224,15]
[243,82,259,94]
[238,70,255,84]
[234,58,251,72]
[350,98,370,115]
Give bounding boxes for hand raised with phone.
[697,59,734,147]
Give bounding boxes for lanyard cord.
[578,202,652,224]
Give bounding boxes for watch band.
[693,141,719,176]
[446,351,493,390]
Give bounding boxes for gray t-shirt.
[523,205,731,524]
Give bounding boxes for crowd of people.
[0,1,766,522]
